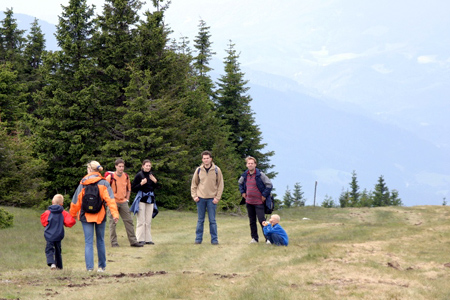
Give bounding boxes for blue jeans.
[267,233,287,246]
[82,220,106,270]
[196,198,218,243]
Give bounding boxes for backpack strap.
[197,166,218,184]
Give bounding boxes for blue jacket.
[130,190,158,218]
[40,205,76,242]
[238,168,272,198]
[263,223,289,246]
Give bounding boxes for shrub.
[0,207,14,229]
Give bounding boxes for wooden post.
[314,181,317,207]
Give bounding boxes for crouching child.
[40,194,76,269]
[262,214,288,246]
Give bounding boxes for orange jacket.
[70,172,119,224]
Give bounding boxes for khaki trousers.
[108,202,138,246]
[136,202,154,242]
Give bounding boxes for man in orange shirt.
[106,159,143,248]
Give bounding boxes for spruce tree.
[117,66,191,209]
[390,189,402,206]
[0,64,46,206]
[283,186,293,208]
[349,170,360,207]
[359,189,373,207]
[372,175,390,206]
[0,8,26,69]
[193,19,216,99]
[22,18,46,114]
[93,0,143,107]
[339,189,350,208]
[33,0,102,195]
[216,41,274,175]
[292,182,305,207]
[0,63,26,129]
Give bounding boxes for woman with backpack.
[130,159,158,245]
[70,160,119,272]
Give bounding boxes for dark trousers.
[246,203,266,242]
[45,240,63,269]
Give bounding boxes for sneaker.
[145,241,155,245]
[266,240,271,245]
[87,269,93,272]
[97,268,105,273]
[50,264,57,270]
[131,242,144,247]
[194,241,201,244]
[211,242,219,245]
[249,238,258,244]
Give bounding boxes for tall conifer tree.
[216,41,274,175]
[193,19,216,99]
[372,175,390,207]
[349,170,360,206]
[0,9,25,68]
[33,0,102,194]
[22,19,46,115]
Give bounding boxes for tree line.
[322,171,402,208]
[281,171,402,208]
[0,0,274,212]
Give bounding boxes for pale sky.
[5,0,107,25]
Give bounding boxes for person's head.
[142,159,152,172]
[52,194,64,206]
[201,151,213,167]
[114,158,125,175]
[86,160,103,173]
[270,214,280,225]
[245,156,257,173]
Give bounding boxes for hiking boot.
[249,238,258,244]
[131,242,143,247]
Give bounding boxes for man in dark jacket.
[41,194,76,269]
[238,156,273,244]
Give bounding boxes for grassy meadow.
[1,205,450,300]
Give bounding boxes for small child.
[262,214,288,246]
[40,194,76,270]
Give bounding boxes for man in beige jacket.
[191,151,224,245]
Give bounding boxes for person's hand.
[194,197,199,202]
[242,193,247,198]
[140,178,147,185]
[149,174,157,183]
[114,218,119,224]
[262,196,266,201]
[262,221,268,226]
[212,198,219,204]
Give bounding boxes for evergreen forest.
[0,0,275,211]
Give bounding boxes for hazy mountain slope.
[249,79,449,206]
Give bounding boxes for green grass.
[1,205,450,299]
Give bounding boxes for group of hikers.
[40,151,288,272]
